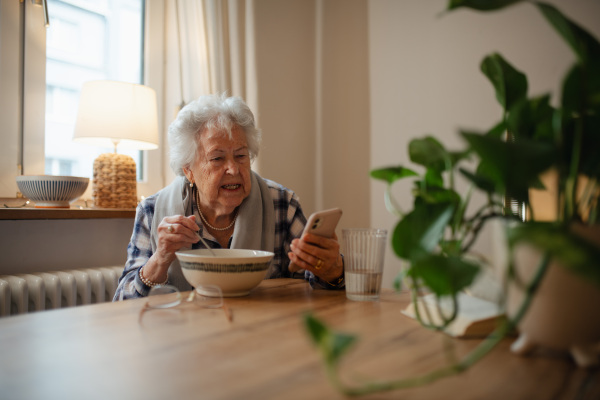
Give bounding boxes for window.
[46,0,144,180]
[0,0,163,199]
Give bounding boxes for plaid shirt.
[114,177,344,300]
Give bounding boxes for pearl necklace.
[195,186,238,231]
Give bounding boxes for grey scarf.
[150,171,275,290]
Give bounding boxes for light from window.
[45,0,144,180]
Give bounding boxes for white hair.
[168,93,261,176]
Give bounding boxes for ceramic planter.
[507,226,600,367]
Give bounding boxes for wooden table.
[0,279,598,400]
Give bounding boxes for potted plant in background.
[304,0,600,396]
[459,0,600,367]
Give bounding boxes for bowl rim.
[16,175,89,181]
[176,249,274,264]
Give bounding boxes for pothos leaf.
[370,166,419,185]
[304,314,358,367]
[459,167,496,195]
[461,131,556,202]
[304,312,329,343]
[329,331,358,365]
[480,53,528,111]
[447,0,524,12]
[407,254,480,296]
[536,2,600,68]
[413,185,461,206]
[392,203,454,260]
[506,95,555,142]
[409,136,451,173]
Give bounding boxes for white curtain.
[165,0,257,109]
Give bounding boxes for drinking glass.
[342,228,387,301]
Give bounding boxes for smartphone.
[288,208,343,273]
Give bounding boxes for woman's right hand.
[143,215,200,283]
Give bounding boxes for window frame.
[0,0,166,201]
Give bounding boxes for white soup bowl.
[175,249,274,297]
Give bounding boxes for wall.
[253,0,371,230]
[253,0,318,213]
[320,0,370,229]
[0,219,132,275]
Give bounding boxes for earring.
[189,182,194,188]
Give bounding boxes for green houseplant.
[304,0,600,396]
[450,0,600,368]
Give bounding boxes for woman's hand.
[288,232,343,282]
[143,215,200,283]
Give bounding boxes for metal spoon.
[195,231,217,257]
[189,214,216,256]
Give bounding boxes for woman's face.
[184,125,252,216]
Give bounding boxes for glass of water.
[342,228,387,301]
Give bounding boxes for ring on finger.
[315,259,323,270]
[168,225,174,233]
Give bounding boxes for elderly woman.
[114,94,344,300]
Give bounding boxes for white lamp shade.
[73,80,159,150]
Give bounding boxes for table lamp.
[73,80,159,208]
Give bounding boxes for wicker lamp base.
[92,153,137,208]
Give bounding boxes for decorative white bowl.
[16,175,89,208]
[176,249,274,297]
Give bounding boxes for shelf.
[0,207,136,220]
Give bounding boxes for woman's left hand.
[288,232,343,282]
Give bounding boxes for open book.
[401,292,505,338]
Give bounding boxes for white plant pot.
[507,227,600,367]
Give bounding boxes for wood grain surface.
[0,279,597,400]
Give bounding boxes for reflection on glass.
[139,284,233,323]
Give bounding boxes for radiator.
[0,266,124,317]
